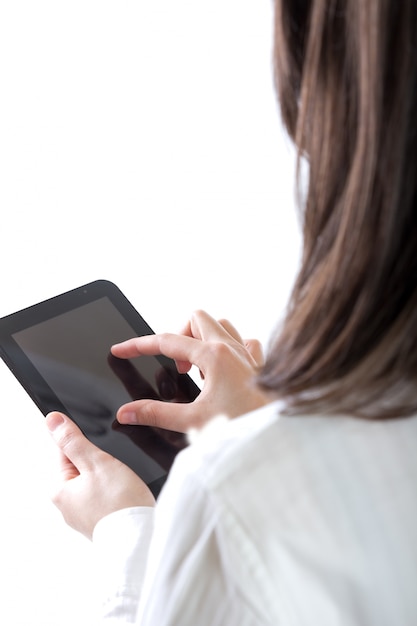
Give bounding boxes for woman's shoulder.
[175,401,283,483]
[175,402,417,500]
[164,405,417,624]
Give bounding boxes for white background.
[0,2,300,624]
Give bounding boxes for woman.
[46,1,417,624]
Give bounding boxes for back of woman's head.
[260,0,417,418]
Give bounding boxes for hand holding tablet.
[0,280,200,498]
[0,280,267,499]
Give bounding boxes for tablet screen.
[1,283,199,497]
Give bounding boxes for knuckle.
[158,332,171,341]
[247,338,262,352]
[140,400,161,428]
[50,484,65,509]
[54,426,85,458]
[246,338,265,363]
[158,332,176,354]
[191,309,208,326]
[55,427,76,451]
[208,340,232,364]
[158,331,173,345]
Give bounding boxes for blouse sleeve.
[92,506,155,623]
[92,441,242,626]
[136,459,233,626]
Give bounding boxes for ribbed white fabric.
[93,402,417,625]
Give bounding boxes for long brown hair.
[259,0,417,418]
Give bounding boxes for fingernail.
[46,412,65,431]
[119,411,137,424]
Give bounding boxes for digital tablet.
[0,280,200,498]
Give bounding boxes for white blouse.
[93,402,417,625]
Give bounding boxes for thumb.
[117,399,197,432]
[46,412,98,474]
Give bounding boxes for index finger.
[111,333,203,368]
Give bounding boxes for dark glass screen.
[11,296,191,496]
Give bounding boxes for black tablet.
[0,280,200,498]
